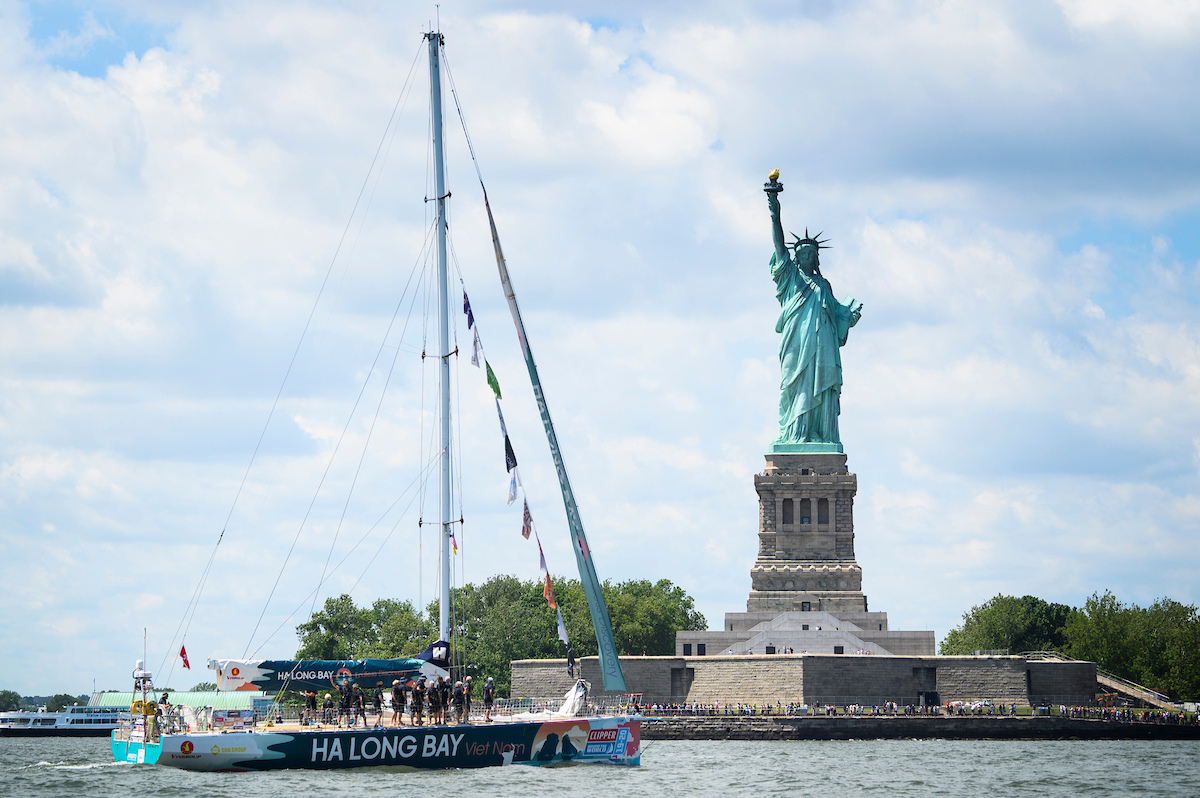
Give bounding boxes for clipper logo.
[180,741,194,754]
[588,729,618,742]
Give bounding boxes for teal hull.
[136,715,640,771]
[111,734,163,765]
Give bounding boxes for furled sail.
[208,640,450,692]
[483,195,627,692]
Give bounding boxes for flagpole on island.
[427,29,452,645]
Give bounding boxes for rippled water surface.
[2,737,1197,797]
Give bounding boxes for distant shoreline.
[641,716,1200,741]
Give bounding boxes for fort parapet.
[512,653,1098,708]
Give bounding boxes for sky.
[1,0,1198,695]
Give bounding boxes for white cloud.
[1056,0,1200,38]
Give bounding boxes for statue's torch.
[764,168,783,194]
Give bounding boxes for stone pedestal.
[747,452,867,614]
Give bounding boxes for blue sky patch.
[25,0,171,77]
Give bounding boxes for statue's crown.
[790,228,830,251]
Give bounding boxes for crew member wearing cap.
[351,683,367,728]
[372,681,384,728]
[390,679,406,727]
[453,680,465,724]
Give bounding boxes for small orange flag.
[543,573,557,610]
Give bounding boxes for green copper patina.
[764,172,862,453]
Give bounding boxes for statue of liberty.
[764,170,862,453]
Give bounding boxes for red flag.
[521,500,532,540]
[180,645,191,669]
[543,573,557,610]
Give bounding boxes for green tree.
[189,682,217,692]
[296,594,436,660]
[607,579,708,656]
[364,598,436,659]
[1138,597,1200,700]
[452,575,565,698]
[940,594,1071,655]
[1064,591,1200,700]
[295,594,375,659]
[0,690,19,711]
[46,694,80,712]
[1062,591,1137,677]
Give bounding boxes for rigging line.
[309,245,428,620]
[447,250,467,636]
[341,462,433,599]
[158,40,426,675]
[244,223,436,658]
[248,455,439,658]
[324,46,424,327]
[313,43,425,345]
[158,538,221,684]
[417,216,438,617]
[442,50,486,188]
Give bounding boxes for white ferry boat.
[0,705,123,737]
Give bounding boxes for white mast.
[427,30,452,644]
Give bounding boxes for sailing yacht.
[109,29,640,772]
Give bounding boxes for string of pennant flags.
[462,288,573,660]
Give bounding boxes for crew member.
[352,683,367,728]
[483,676,495,722]
[428,676,442,725]
[453,681,465,724]
[372,682,384,728]
[390,680,405,727]
[411,677,426,726]
[335,680,351,728]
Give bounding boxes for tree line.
[0,691,89,712]
[940,591,1200,700]
[294,575,707,697]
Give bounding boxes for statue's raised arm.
[764,169,789,265]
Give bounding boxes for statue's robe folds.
[771,251,861,444]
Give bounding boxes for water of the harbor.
[2,737,1197,796]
